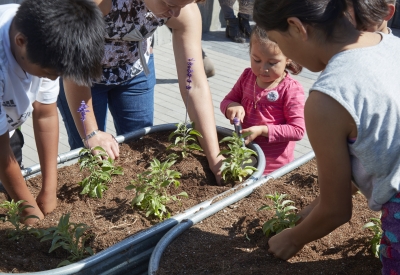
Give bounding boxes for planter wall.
[0,123,265,275]
[148,151,316,275]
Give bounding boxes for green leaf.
[126,184,136,190]
[283,206,297,212]
[189,129,203,138]
[85,246,94,256]
[132,193,145,205]
[57,260,72,267]
[177,191,188,198]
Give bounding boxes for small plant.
[126,156,188,220]
[218,132,257,182]
[363,216,382,258]
[0,200,39,240]
[78,146,123,198]
[258,193,300,237]
[168,58,203,158]
[40,213,93,267]
[77,101,123,198]
[167,122,203,157]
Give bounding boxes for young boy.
[0,0,105,224]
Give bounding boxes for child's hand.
[21,202,44,225]
[36,189,57,216]
[242,126,268,144]
[225,103,245,124]
[268,228,304,260]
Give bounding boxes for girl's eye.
[269,62,277,66]
[253,59,261,63]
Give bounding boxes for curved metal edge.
[1,123,266,275]
[148,151,316,274]
[20,124,180,178]
[147,220,194,275]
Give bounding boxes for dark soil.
[157,159,382,275]
[0,131,234,273]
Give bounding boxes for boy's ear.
[14,32,27,49]
[287,17,308,41]
[385,4,396,21]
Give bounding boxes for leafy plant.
[78,146,123,198]
[126,156,188,220]
[77,101,123,198]
[363,216,382,258]
[258,193,300,237]
[167,122,203,157]
[0,200,40,240]
[218,132,257,182]
[40,213,93,267]
[167,58,203,158]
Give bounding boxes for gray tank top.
[311,34,400,211]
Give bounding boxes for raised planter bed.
[151,152,382,274]
[0,123,265,274]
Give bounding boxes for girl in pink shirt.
[220,26,305,174]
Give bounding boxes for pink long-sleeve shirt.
[220,68,305,174]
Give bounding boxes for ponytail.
[286,61,302,75]
[348,0,389,30]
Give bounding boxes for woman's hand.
[226,103,245,124]
[87,131,119,160]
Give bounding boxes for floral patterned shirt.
[99,0,167,85]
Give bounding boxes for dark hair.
[346,0,389,30]
[14,0,105,86]
[249,26,302,75]
[253,0,388,41]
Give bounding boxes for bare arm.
[62,79,119,159]
[166,4,223,183]
[0,132,44,223]
[268,91,356,260]
[32,101,59,215]
[92,0,112,15]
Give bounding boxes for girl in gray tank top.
[253,0,400,273]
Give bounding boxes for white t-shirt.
[0,4,59,137]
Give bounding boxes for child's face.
[266,30,325,72]
[250,38,288,84]
[144,0,194,18]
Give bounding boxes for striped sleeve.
[220,68,251,117]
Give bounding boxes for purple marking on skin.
[186,58,195,92]
[78,101,89,147]
[184,58,195,125]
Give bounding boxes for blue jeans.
[57,54,156,150]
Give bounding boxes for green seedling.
[0,199,40,240]
[218,132,257,182]
[258,193,300,237]
[40,213,93,267]
[78,146,123,198]
[126,156,188,220]
[167,122,203,158]
[363,216,382,258]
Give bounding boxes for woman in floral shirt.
[57,0,223,182]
